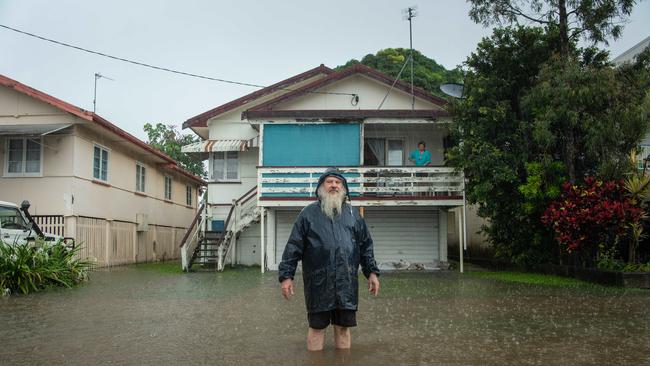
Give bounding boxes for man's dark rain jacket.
[278,167,380,313]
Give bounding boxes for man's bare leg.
[333,325,351,349]
[307,328,326,351]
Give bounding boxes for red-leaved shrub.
[542,177,642,254]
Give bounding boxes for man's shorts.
[307,309,357,329]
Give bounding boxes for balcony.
[257,166,464,207]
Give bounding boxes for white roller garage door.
[364,208,439,267]
[273,208,439,269]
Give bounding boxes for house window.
[363,138,404,166]
[212,151,239,181]
[186,185,192,206]
[136,163,146,192]
[93,145,109,181]
[387,139,404,166]
[164,176,172,200]
[5,138,41,176]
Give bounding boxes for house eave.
[244,109,450,121]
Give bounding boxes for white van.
[0,200,61,245]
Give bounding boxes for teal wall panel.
[263,124,360,166]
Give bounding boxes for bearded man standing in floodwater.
[279,167,380,351]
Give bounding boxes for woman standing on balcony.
[408,141,431,166]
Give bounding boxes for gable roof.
[182,64,333,129]
[244,64,449,118]
[0,74,205,186]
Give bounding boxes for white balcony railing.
[257,166,464,203]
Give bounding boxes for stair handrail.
[217,186,258,270]
[222,186,257,233]
[180,195,207,271]
[179,204,205,248]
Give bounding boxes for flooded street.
[1,264,649,366]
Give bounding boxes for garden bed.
[533,264,650,289]
[450,255,650,289]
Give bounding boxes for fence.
[27,215,189,267]
[32,215,65,237]
[71,216,187,267]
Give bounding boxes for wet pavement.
[1,263,649,366]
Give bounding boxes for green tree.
[143,123,206,178]
[450,27,649,265]
[524,52,650,180]
[337,48,463,98]
[449,27,562,265]
[467,0,638,181]
[468,0,636,60]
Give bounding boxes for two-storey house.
[180,64,467,272]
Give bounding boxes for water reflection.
[1,264,649,365]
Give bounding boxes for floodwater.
[1,264,649,366]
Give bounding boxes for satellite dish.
[440,83,465,99]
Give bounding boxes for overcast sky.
[2,0,649,140]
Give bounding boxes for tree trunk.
[558,0,570,60]
[557,0,576,182]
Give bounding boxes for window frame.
[386,138,405,166]
[186,185,192,206]
[164,175,173,200]
[3,137,43,177]
[136,162,146,193]
[211,151,240,182]
[92,143,110,182]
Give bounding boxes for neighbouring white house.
[0,74,205,266]
[180,64,485,272]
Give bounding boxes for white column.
[438,208,448,263]
[260,207,266,273]
[267,208,276,270]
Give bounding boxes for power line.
[0,24,357,98]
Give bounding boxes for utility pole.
[403,6,417,110]
[93,73,114,113]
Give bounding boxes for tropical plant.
[623,173,650,263]
[542,177,643,266]
[0,239,91,296]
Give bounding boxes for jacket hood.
[315,167,350,200]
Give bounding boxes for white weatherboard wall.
[279,75,442,111]
[234,221,262,266]
[207,148,258,205]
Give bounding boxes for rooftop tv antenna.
[402,6,417,110]
[93,72,114,113]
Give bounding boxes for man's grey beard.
[317,185,347,220]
